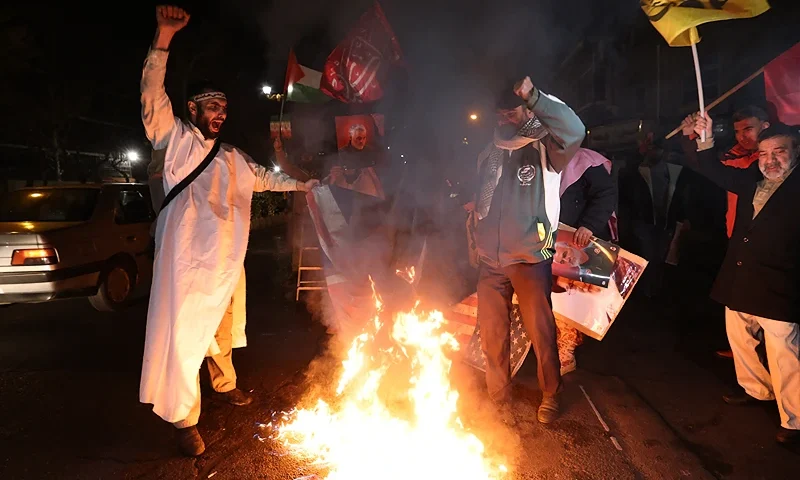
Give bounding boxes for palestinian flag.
[285,49,331,103]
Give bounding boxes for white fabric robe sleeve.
[140,49,177,151]
[243,152,302,192]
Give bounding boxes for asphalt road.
[0,227,797,479]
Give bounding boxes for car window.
[115,190,155,225]
[0,188,100,222]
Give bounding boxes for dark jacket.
[475,92,586,267]
[618,159,688,230]
[688,141,800,323]
[560,165,616,241]
[616,154,692,260]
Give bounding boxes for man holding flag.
[641,0,771,47]
[681,112,800,445]
[681,106,771,359]
[641,0,771,144]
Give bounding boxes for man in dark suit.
[681,113,800,445]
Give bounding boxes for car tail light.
[11,248,59,266]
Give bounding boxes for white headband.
[190,91,227,103]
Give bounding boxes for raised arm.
[141,6,189,149]
[516,77,586,174]
[240,149,319,193]
[681,113,762,195]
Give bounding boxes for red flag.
[320,1,404,103]
[765,42,800,125]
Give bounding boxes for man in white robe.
[138,5,318,457]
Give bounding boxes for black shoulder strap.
[160,139,221,213]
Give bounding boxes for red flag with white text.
[320,1,403,103]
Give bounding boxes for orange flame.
[395,266,416,285]
[274,279,507,479]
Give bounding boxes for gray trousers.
[477,260,562,403]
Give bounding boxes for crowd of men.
[138,5,799,457]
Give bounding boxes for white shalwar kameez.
[138,48,301,424]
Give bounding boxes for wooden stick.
[691,44,707,142]
[278,93,287,140]
[665,66,766,140]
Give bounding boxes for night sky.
[1,0,799,173]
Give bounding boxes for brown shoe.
[722,392,768,406]
[216,388,253,406]
[715,349,734,359]
[537,394,560,424]
[777,427,800,444]
[176,426,205,457]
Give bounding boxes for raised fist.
[513,76,535,102]
[156,5,190,33]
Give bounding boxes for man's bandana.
[190,91,227,103]
[517,115,548,140]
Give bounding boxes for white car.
[0,184,154,311]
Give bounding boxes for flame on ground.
[273,284,507,479]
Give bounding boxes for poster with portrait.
[269,115,292,139]
[550,224,648,341]
[551,225,619,288]
[444,224,648,376]
[330,114,386,198]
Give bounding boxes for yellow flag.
[641,0,770,47]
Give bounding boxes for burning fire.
[272,282,507,479]
[395,266,415,285]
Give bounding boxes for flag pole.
[665,65,766,140]
[278,93,287,140]
[279,47,290,140]
[691,43,706,142]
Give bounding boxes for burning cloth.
[306,185,394,336]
